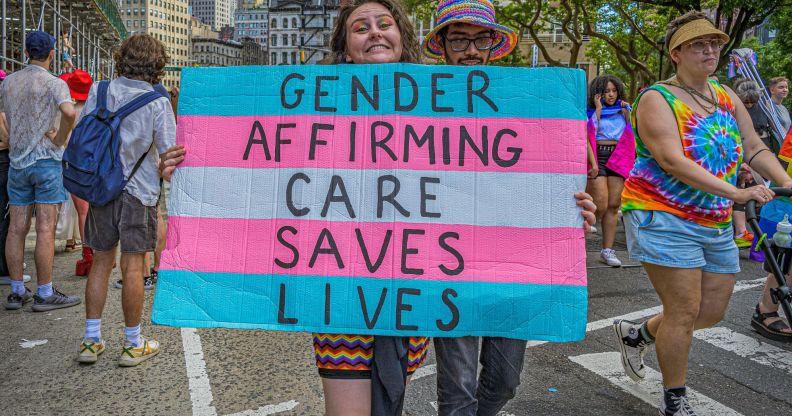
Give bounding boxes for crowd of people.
[1,0,791,415]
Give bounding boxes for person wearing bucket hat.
[422,0,517,64]
[425,1,595,415]
[612,11,792,416]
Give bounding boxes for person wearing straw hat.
[612,11,792,415]
[423,1,596,415]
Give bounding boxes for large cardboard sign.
[152,64,589,341]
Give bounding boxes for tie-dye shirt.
[621,80,742,229]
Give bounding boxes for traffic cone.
[76,246,93,276]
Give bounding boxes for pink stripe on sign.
[161,217,587,286]
[176,115,586,174]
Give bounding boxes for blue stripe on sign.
[152,270,588,341]
[168,166,586,228]
[177,64,587,120]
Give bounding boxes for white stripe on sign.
[694,327,792,376]
[569,352,744,416]
[224,400,300,416]
[181,327,218,416]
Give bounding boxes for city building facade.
[119,0,190,88]
[268,0,337,65]
[190,0,234,30]
[192,37,242,66]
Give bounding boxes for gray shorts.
[85,192,157,253]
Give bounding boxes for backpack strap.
[95,81,111,120]
[113,91,164,121]
[126,141,154,182]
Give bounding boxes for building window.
[283,18,288,28]
[291,52,296,64]
[291,34,297,45]
[272,36,277,46]
[282,34,287,45]
[300,35,305,46]
[282,52,287,64]
[271,52,277,65]
[292,17,298,28]
[271,18,276,28]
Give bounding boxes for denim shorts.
[7,159,68,205]
[624,209,740,274]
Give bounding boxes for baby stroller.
[746,188,792,329]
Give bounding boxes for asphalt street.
[1,224,791,415]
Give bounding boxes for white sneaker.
[0,274,32,285]
[600,248,622,267]
[589,225,598,233]
[613,319,649,381]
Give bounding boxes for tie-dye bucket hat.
[422,0,518,61]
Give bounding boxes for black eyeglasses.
[445,34,496,52]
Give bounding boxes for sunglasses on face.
[685,38,724,53]
[445,33,497,52]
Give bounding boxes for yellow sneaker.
[78,338,105,363]
[118,337,160,367]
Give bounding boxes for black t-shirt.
[748,104,770,138]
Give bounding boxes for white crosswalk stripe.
[569,352,744,416]
[694,327,792,376]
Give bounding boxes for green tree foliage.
[405,0,790,99]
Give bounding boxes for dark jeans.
[0,149,10,276]
[434,336,527,416]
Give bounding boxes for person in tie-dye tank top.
[610,11,792,416]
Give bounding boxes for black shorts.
[85,192,158,253]
[596,144,624,178]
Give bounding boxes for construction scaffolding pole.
[20,0,25,63]
[2,0,6,71]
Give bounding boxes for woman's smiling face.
[344,2,402,64]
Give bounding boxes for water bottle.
[773,214,792,248]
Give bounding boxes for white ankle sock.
[85,319,101,341]
[124,325,141,347]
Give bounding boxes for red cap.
[65,70,93,101]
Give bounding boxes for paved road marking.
[569,352,744,415]
[224,400,300,416]
[412,364,437,381]
[183,278,769,414]
[411,278,768,380]
[694,327,792,376]
[182,327,218,416]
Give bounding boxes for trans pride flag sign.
[152,64,589,341]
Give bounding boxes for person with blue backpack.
[69,34,176,367]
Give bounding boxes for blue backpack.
[62,81,163,206]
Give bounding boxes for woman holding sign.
[612,11,792,415]
[313,1,428,415]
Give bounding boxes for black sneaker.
[31,288,81,312]
[4,287,33,310]
[114,276,155,290]
[660,390,697,415]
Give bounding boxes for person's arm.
[586,139,598,179]
[51,101,76,147]
[635,90,773,204]
[153,99,179,181]
[594,93,603,124]
[725,87,792,188]
[0,112,8,150]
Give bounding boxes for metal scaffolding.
[1,0,125,79]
